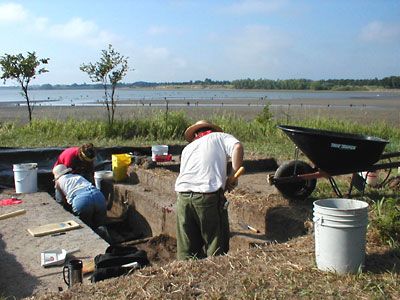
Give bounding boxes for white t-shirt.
[57,173,93,204]
[175,132,240,193]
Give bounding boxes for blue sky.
[0,0,399,85]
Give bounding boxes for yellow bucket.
[112,154,131,182]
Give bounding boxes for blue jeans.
[71,187,107,229]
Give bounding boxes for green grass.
[313,177,400,252]
[371,196,400,248]
[1,109,400,155]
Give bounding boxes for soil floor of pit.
[3,156,400,299]
[0,162,297,298]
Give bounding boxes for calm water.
[0,88,397,107]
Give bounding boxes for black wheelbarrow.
[268,125,400,201]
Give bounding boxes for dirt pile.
[29,232,400,300]
[134,234,177,267]
[387,176,400,191]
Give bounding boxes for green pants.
[176,191,229,260]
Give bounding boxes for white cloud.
[143,46,170,60]
[225,25,291,66]
[37,17,120,47]
[0,2,28,22]
[49,18,98,40]
[224,0,287,15]
[141,45,187,68]
[146,25,186,37]
[0,3,120,47]
[33,17,49,31]
[147,25,168,35]
[359,21,400,43]
[173,57,187,68]
[128,45,188,81]
[198,25,298,79]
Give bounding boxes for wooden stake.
[0,209,26,220]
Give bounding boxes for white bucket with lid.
[313,198,369,274]
[151,145,168,162]
[13,163,38,193]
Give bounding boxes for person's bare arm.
[231,142,244,175]
[55,181,69,207]
[226,142,244,192]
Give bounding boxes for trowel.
[238,221,260,233]
[41,248,80,267]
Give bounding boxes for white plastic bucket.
[94,171,113,189]
[313,198,369,274]
[94,170,114,207]
[13,163,38,193]
[151,145,168,162]
[360,171,379,187]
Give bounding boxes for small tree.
[0,52,49,122]
[256,103,273,124]
[80,44,129,125]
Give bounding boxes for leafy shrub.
[255,104,273,124]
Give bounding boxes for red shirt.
[54,147,79,168]
[54,147,94,178]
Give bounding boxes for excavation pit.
[0,147,314,298]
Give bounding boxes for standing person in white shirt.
[175,120,244,260]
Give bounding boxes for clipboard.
[28,220,81,237]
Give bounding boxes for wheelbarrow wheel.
[274,160,317,201]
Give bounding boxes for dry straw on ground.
[31,233,399,300]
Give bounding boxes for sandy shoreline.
[1,96,399,126]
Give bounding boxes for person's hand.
[225,176,238,192]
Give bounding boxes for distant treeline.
[1,76,399,90]
[231,76,400,90]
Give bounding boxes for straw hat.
[53,164,72,180]
[78,143,96,162]
[184,120,223,142]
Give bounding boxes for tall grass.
[0,112,190,147]
[1,109,399,156]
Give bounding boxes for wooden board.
[27,220,81,237]
[0,209,26,220]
